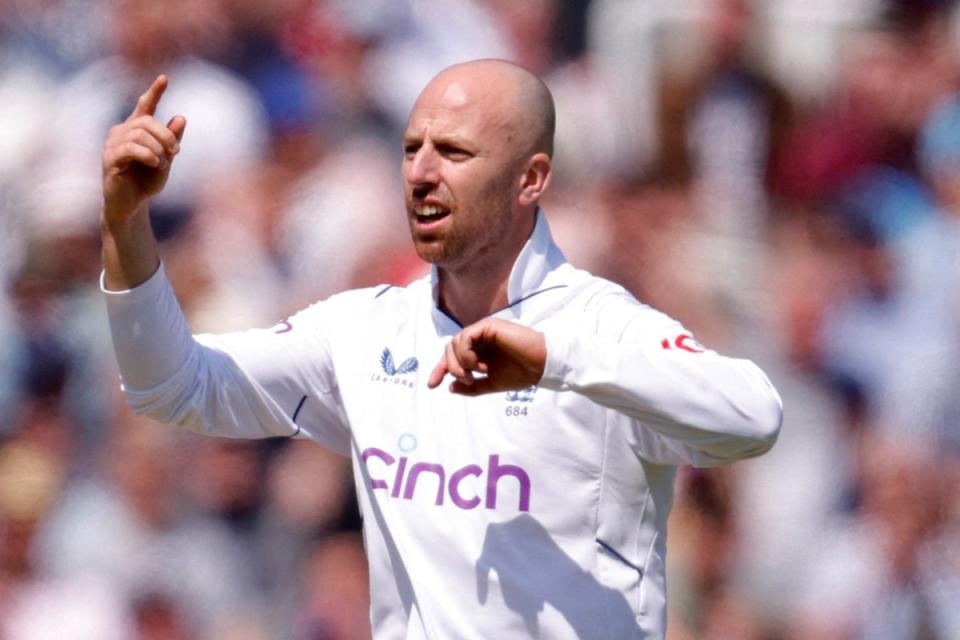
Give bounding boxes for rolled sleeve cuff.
[100,262,165,300]
[102,262,195,391]
[539,328,573,391]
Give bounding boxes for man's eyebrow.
[431,133,476,151]
[403,132,475,151]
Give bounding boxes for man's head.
[403,59,555,273]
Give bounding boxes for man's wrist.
[101,204,160,291]
[100,202,149,236]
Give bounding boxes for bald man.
[101,60,782,639]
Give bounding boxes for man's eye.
[403,144,419,157]
[439,145,470,160]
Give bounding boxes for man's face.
[402,76,524,272]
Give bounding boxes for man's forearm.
[101,206,161,291]
[539,329,783,465]
[100,75,185,291]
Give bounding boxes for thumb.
[167,115,187,142]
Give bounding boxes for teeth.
[415,205,448,219]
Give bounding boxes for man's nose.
[405,146,440,186]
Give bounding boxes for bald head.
[418,59,556,158]
[402,59,556,279]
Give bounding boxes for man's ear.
[518,153,552,207]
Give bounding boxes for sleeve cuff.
[539,328,573,391]
[100,262,165,302]
[102,260,195,391]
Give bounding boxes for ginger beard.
[405,165,520,273]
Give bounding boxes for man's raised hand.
[102,75,186,227]
[428,318,547,396]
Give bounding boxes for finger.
[127,115,181,154]
[444,341,474,386]
[457,326,492,374]
[129,74,168,119]
[452,331,482,373]
[125,128,166,158]
[104,141,163,169]
[167,115,187,143]
[427,358,448,389]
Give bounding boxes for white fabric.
[103,212,782,639]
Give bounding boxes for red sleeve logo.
[660,333,705,353]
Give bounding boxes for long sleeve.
[539,303,783,467]
[103,264,350,454]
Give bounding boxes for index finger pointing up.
[128,74,168,120]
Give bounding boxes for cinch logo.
[371,348,418,388]
[361,448,531,512]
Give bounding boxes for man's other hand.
[428,318,546,396]
[102,75,186,227]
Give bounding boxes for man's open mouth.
[414,204,451,223]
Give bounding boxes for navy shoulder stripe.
[287,395,307,438]
[495,284,569,314]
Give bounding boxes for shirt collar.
[429,209,567,324]
[505,208,567,303]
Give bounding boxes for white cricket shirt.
[104,212,782,639]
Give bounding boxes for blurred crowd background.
[1,0,959,637]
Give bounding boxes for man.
[101,59,782,639]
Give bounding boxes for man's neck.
[437,263,512,327]
[435,209,538,326]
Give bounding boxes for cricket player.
[101,59,783,638]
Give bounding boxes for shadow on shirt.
[475,513,639,637]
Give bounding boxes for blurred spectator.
[655,0,793,236]
[788,438,960,639]
[256,440,356,636]
[0,0,109,73]
[776,0,959,205]
[815,168,959,450]
[0,437,132,640]
[545,58,628,190]
[806,1,960,451]
[35,416,257,636]
[298,532,372,640]
[0,9,61,428]
[665,469,739,635]
[775,29,907,206]
[652,0,795,338]
[487,0,559,75]
[4,223,112,467]
[362,0,512,129]
[131,592,190,640]
[270,135,414,308]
